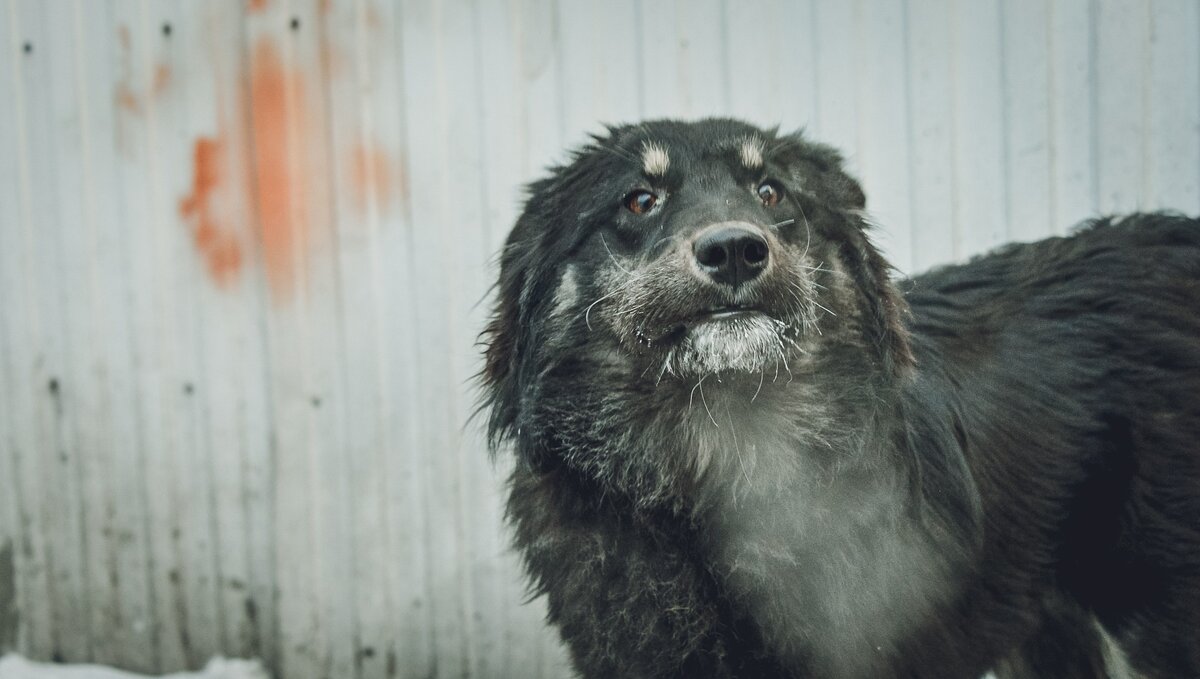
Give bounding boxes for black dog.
[479,119,1200,678]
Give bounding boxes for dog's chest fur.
[665,386,955,678]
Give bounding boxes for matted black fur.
[479,118,1200,678]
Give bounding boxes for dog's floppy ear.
[846,228,917,375]
[480,232,528,447]
[776,130,867,210]
[480,176,563,455]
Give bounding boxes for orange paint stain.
[179,36,327,302]
[152,64,171,96]
[115,26,139,115]
[179,138,245,285]
[116,85,142,115]
[248,0,270,12]
[365,5,382,30]
[249,39,310,301]
[114,29,171,119]
[349,144,403,215]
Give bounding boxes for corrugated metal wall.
[0,1,1196,677]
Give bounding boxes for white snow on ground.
[0,656,269,679]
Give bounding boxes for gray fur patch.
[551,265,580,318]
[1096,621,1139,679]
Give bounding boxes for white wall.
[0,1,1196,677]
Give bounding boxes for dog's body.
[481,119,1200,678]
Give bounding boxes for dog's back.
[904,213,1200,678]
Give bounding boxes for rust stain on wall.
[249,39,311,302]
[248,0,271,12]
[115,26,137,117]
[116,86,142,116]
[179,34,334,302]
[114,27,172,121]
[152,64,172,96]
[179,138,245,285]
[349,144,403,215]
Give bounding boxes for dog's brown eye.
[757,180,783,206]
[624,189,658,215]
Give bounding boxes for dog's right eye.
[624,190,658,215]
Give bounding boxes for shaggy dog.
[479,119,1200,678]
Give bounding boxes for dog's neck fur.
[669,375,961,677]
[574,363,974,677]
[526,337,978,676]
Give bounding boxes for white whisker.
[727,408,752,487]
[698,375,719,427]
[600,233,633,275]
[584,289,621,331]
[813,300,838,317]
[797,202,813,260]
[752,367,766,403]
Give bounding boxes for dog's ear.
[776,130,867,210]
[480,234,527,447]
[837,226,917,376]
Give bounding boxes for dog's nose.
[693,226,770,286]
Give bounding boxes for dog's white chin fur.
[662,314,789,377]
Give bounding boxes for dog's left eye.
[757,179,784,206]
[624,189,658,215]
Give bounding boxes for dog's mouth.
[639,305,772,346]
[697,306,764,322]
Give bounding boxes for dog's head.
[481,119,912,450]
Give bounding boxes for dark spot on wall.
[290,17,301,30]
[359,646,375,658]
[162,23,172,37]
[241,595,263,658]
[48,378,64,419]
[227,578,245,590]
[22,42,32,54]
[51,651,64,663]
[168,568,181,584]
[386,649,397,676]
[0,541,16,651]
[311,396,321,408]
[183,382,194,395]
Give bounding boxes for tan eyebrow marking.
[641,141,670,176]
[738,136,766,169]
